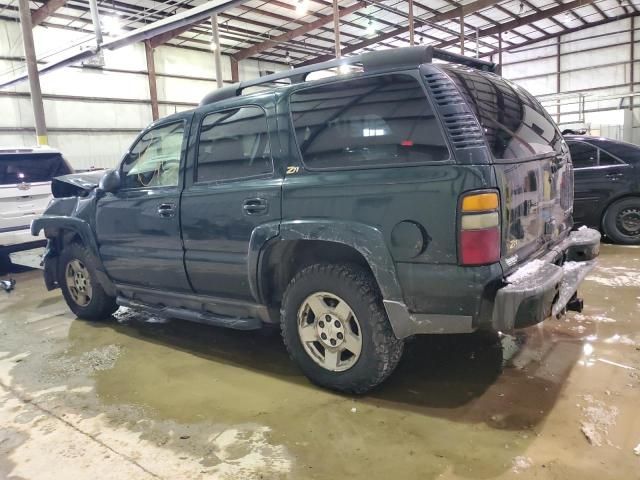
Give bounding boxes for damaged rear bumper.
[492,227,600,331]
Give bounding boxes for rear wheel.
[58,243,118,320]
[281,264,404,393]
[603,198,640,245]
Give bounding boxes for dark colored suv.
[565,135,640,244]
[33,47,599,393]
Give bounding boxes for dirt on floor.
[0,244,639,480]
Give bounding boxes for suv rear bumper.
[491,227,600,331]
[384,227,600,338]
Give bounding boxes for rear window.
[289,74,449,170]
[0,152,71,185]
[441,65,563,161]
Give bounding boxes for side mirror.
[99,169,121,193]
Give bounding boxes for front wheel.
[281,264,404,393]
[58,243,118,320]
[603,197,640,245]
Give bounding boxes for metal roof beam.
[32,0,66,26]
[300,0,503,65]
[232,0,366,61]
[481,10,640,59]
[435,0,595,50]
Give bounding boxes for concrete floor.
[0,245,639,480]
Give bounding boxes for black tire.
[281,264,404,394]
[602,197,640,245]
[58,243,118,320]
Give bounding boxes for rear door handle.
[243,198,268,215]
[605,172,623,180]
[157,203,176,217]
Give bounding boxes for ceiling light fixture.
[365,18,375,36]
[101,14,123,37]
[296,0,308,16]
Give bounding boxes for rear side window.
[0,152,71,185]
[567,141,597,169]
[441,65,563,161]
[196,106,272,183]
[289,74,449,170]
[590,139,639,164]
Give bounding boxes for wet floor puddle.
[1,244,639,479]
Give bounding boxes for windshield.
[441,65,563,161]
[0,152,71,185]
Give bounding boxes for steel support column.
[333,0,341,59]
[230,57,239,82]
[17,0,47,145]
[408,0,415,46]
[498,27,502,74]
[88,0,103,46]
[459,6,465,55]
[211,14,223,88]
[556,36,561,123]
[144,41,159,121]
[631,17,635,111]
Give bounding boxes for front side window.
[122,121,185,189]
[196,106,272,183]
[567,141,597,169]
[289,74,449,170]
[598,149,622,166]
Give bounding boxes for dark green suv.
[32,47,600,393]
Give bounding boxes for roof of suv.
[199,46,497,108]
[0,146,61,155]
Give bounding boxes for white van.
[0,146,73,256]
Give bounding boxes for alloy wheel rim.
[297,292,362,372]
[616,207,640,236]
[65,259,92,307]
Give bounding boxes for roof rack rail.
[200,46,497,106]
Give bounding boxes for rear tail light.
[459,191,500,266]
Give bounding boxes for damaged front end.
[31,170,107,291]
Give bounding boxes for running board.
[116,296,263,330]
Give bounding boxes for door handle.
[157,203,176,217]
[243,198,268,215]
[605,172,623,180]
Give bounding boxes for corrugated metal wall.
[498,18,638,143]
[2,16,639,170]
[0,19,285,169]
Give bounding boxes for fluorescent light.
[296,0,308,16]
[365,18,375,36]
[102,15,124,36]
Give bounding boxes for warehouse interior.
[1,1,640,479]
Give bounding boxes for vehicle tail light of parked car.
[459,191,500,266]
